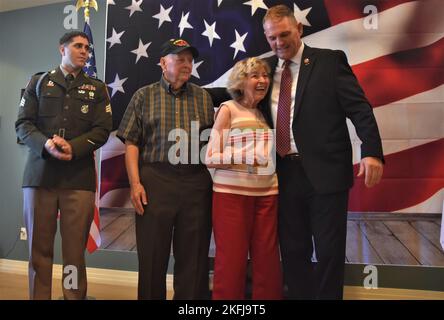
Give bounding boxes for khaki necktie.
[65,73,74,88]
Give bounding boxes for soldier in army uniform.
[15,31,112,300]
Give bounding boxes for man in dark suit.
[261,5,384,299]
[16,31,112,299]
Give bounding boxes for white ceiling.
[0,0,69,13]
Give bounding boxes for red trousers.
[212,192,283,300]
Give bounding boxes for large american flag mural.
[101,0,444,214]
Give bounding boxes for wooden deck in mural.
[99,208,444,266]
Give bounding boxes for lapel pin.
[304,58,310,65]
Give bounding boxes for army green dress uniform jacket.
[16,67,113,191]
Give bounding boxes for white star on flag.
[178,12,193,37]
[107,74,128,97]
[243,0,267,16]
[202,20,221,47]
[106,28,125,49]
[102,0,444,216]
[230,30,248,59]
[152,4,173,28]
[85,62,91,68]
[125,0,143,18]
[131,39,151,63]
[293,4,312,27]
[192,60,203,79]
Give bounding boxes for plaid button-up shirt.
[117,76,214,164]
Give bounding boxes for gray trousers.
[23,188,94,300]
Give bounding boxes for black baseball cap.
[160,38,199,58]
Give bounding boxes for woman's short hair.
[226,57,270,100]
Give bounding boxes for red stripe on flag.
[352,37,444,108]
[100,153,129,198]
[87,205,101,253]
[349,138,444,212]
[324,0,415,26]
[87,152,102,253]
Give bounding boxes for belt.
[282,153,300,160]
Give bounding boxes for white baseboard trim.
[1,259,442,299]
[0,258,158,289]
[344,286,444,300]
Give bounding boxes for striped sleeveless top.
[211,100,278,196]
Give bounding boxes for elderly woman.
[206,57,282,300]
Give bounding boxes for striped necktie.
[276,60,292,157]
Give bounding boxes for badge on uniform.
[47,81,55,87]
[105,104,112,114]
[20,97,26,107]
[89,91,95,98]
[81,105,89,114]
[78,90,86,94]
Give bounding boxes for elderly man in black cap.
[117,38,214,300]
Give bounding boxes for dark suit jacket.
[263,45,384,194]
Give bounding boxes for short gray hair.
[226,57,270,100]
